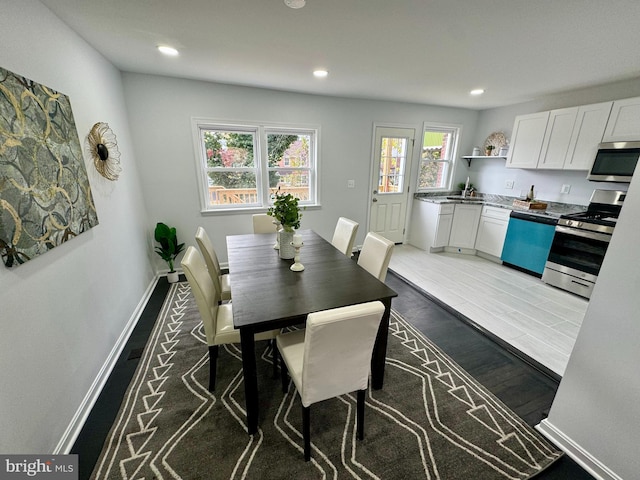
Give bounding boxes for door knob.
[372,198,378,202]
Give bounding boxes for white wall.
[467,79,640,205]
[0,0,154,453]
[121,73,480,264]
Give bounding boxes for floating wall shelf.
[461,155,507,167]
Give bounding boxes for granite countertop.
[414,192,588,218]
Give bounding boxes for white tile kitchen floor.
[388,245,589,377]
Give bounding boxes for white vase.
[167,271,179,283]
[278,228,295,259]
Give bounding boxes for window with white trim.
[193,120,318,210]
[417,124,459,191]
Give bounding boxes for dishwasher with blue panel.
[501,211,558,277]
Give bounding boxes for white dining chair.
[331,217,359,257]
[253,213,276,234]
[276,301,385,461]
[357,232,394,282]
[195,226,231,302]
[181,246,280,391]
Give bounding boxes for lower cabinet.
[475,206,511,258]
[408,200,454,251]
[449,204,482,249]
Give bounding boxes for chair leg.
[357,389,366,440]
[303,405,311,462]
[272,339,279,379]
[280,353,289,393]
[208,345,219,392]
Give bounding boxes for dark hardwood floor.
[384,271,593,479]
[72,271,593,480]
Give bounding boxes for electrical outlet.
[347,179,355,188]
[505,180,514,189]
[561,184,571,194]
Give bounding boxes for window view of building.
[195,122,317,210]
[378,136,407,194]
[418,126,459,190]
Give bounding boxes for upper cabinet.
[505,111,550,169]
[602,97,640,142]
[537,107,579,169]
[566,101,614,169]
[506,101,613,170]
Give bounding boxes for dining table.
[226,229,398,435]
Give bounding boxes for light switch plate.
[347,179,355,188]
[561,184,571,194]
[505,180,514,189]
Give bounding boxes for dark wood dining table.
[226,229,397,435]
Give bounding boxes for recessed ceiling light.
[158,45,179,56]
[313,69,328,78]
[470,88,485,96]
[284,0,306,8]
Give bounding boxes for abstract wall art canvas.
[0,66,98,268]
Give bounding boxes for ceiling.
[40,0,640,110]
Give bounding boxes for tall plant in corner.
[154,222,185,283]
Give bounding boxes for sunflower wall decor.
[87,122,121,181]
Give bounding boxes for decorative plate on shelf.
[484,131,507,150]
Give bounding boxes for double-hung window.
[417,124,460,191]
[193,119,318,211]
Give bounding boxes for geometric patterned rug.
[90,282,562,479]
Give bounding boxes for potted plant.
[484,145,495,156]
[154,222,185,283]
[457,182,474,192]
[267,189,301,259]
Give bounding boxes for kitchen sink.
[446,196,483,201]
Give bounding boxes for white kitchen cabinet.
[434,208,454,248]
[408,200,453,252]
[509,102,612,171]
[506,111,550,169]
[602,96,640,142]
[537,107,579,169]
[449,204,482,249]
[474,206,511,258]
[565,101,613,170]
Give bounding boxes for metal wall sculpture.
[0,66,99,268]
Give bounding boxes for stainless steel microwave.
[588,141,640,183]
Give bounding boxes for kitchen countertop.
[414,192,588,218]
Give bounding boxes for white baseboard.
[536,419,623,480]
[54,274,160,454]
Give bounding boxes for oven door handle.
[555,225,612,242]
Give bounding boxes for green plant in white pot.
[267,190,301,259]
[154,222,185,283]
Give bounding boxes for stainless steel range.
[542,189,626,299]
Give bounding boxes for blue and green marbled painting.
[0,66,98,268]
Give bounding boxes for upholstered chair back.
[357,232,394,282]
[253,214,275,234]
[181,246,219,346]
[195,227,222,293]
[331,217,359,257]
[300,301,385,407]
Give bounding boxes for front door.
[369,126,415,243]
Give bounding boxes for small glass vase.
[278,228,295,259]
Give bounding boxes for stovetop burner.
[563,210,618,221]
[558,189,626,233]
